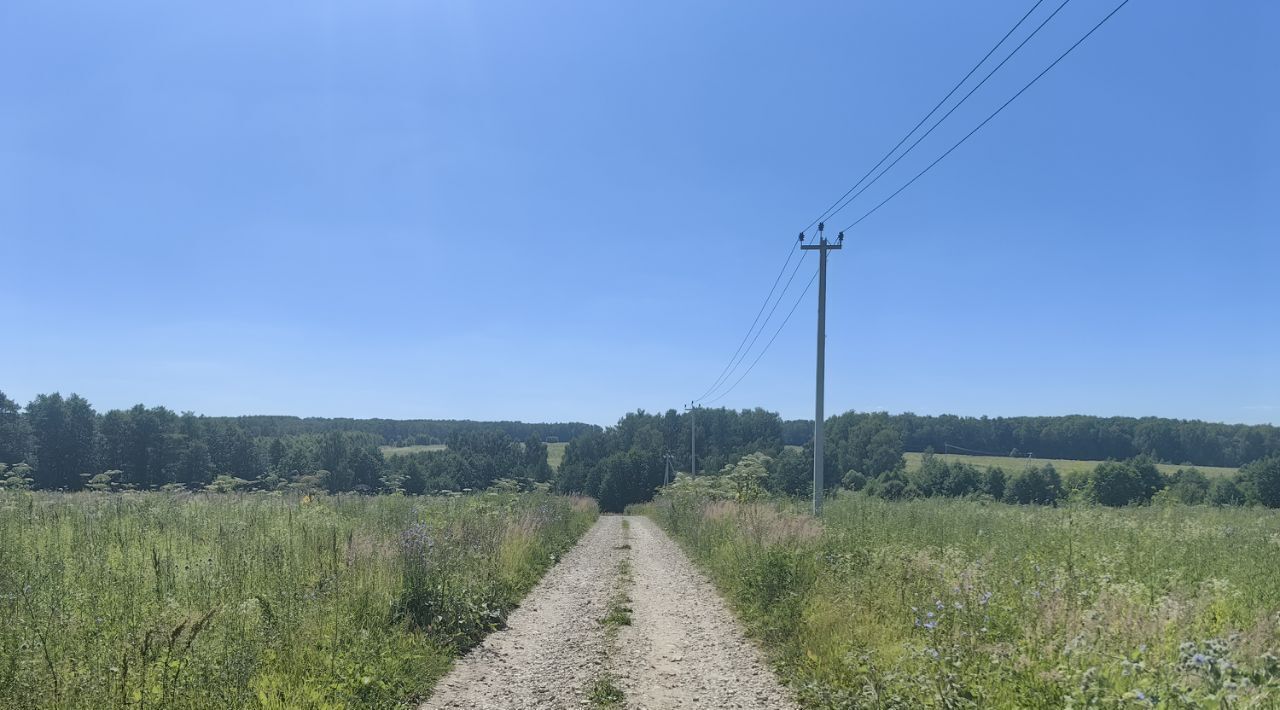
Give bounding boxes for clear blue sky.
[2,1,1276,426]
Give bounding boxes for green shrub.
[1090,461,1145,506]
[1167,467,1211,505]
[1210,477,1246,506]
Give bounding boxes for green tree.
[768,447,811,496]
[1240,456,1280,507]
[522,434,552,482]
[0,390,28,464]
[27,393,97,490]
[176,440,214,487]
[1089,461,1143,506]
[982,466,1006,499]
[1003,464,1061,505]
[1209,476,1245,506]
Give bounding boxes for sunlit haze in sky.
[3,1,1277,426]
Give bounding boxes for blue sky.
[2,0,1276,426]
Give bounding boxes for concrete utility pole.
[800,224,841,516]
[685,403,698,476]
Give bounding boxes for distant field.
[381,441,569,470]
[379,443,446,457]
[547,441,568,470]
[903,451,1238,478]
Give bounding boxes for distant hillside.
[205,415,599,445]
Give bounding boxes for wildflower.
[980,591,993,606]
[1191,653,1210,666]
[925,648,939,659]
[924,621,938,631]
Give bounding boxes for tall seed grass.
[0,490,596,709]
[641,492,1280,708]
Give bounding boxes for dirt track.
[422,515,797,710]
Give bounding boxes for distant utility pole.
[663,452,677,486]
[684,403,699,475]
[800,224,842,516]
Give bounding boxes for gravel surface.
[612,515,799,710]
[422,514,797,710]
[422,516,623,710]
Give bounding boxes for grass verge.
[638,490,1280,707]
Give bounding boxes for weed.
[587,673,625,708]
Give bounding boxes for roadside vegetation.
[0,490,596,709]
[639,478,1280,707]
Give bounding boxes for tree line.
[786,411,1280,468]
[0,391,555,493]
[4,389,1278,511]
[192,415,594,444]
[844,450,1280,509]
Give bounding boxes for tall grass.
[0,490,596,709]
[641,491,1280,708]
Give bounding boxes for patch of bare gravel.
[611,515,798,710]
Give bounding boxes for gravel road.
[421,515,797,710]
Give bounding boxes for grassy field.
[0,491,596,709]
[381,441,569,471]
[904,451,1239,478]
[547,441,568,471]
[642,489,1280,707]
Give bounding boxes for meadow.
[903,452,1238,479]
[0,490,596,709]
[546,442,568,471]
[381,441,567,470]
[641,487,1280,707]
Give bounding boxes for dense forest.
[2,389,1278,511]
[201,415,595,444]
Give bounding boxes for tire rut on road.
[611,515,798,710]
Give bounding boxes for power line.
[842,0,1133,232]
[692,237,802,403]
[800,0,1050,235]
[819,0,1073,227]
[696,248,812,404]
[703,266,820,406]
[696,1,1064,411]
